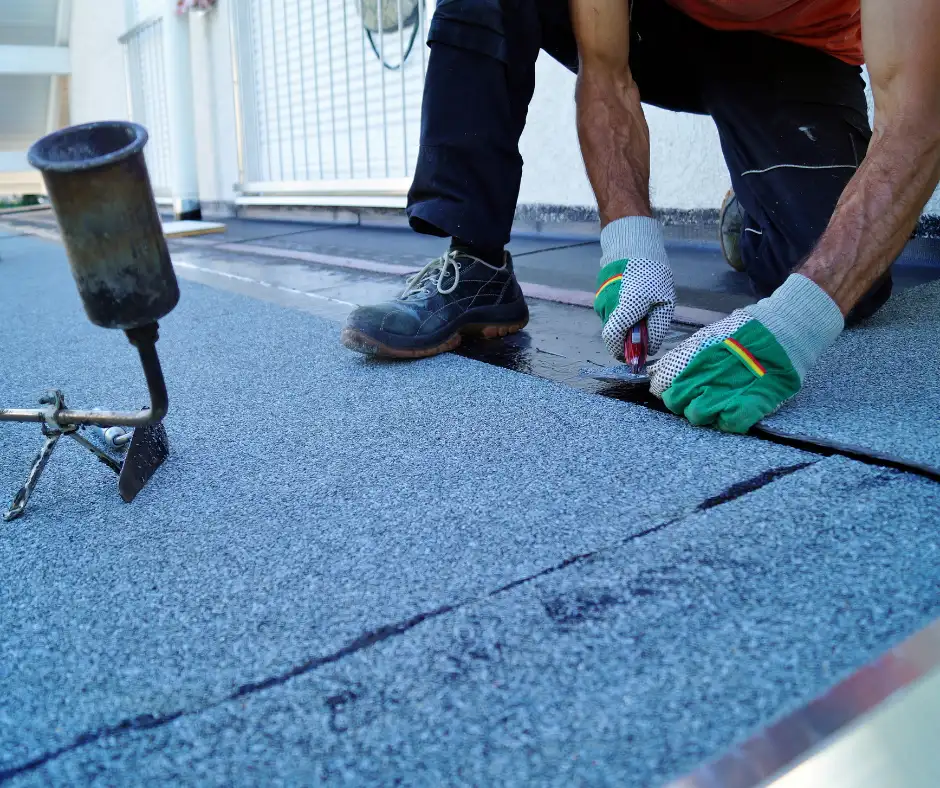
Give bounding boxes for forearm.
[576,67,653,227]
[800,122,940,315]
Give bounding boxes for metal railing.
[120,14,173,201]
[231,0,429,206]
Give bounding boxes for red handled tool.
[624,318,649,375]
[579,317,652,385]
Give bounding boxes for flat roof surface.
[1,234,937,784]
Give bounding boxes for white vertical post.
[46,0,73,134]
[161,0,200,219]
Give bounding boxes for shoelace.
[400,251,462,299]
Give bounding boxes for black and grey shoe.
[341,250,529,359]
[719,189,746,273]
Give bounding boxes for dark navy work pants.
[406,0,891,319]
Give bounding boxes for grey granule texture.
[762,280,940,472]
[1,238,937,785]
[6,459,938,787]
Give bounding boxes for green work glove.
[649,274,844,434]
[593,217,676,360]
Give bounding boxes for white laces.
[400,251,462,299]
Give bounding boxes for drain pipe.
[162,0,201,220]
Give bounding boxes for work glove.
[649,274,844,434]
[593,217,676,360]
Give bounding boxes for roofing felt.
[0,236,937,785]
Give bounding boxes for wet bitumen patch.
[2,236,825,783]
[155,245,701,404]
[176,220,591,271]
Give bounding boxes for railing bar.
[397,0,408,176]
[325,1,339,179]
[294,0,310,180]
[359,0,372,177]
[257,4,274,181]
[267,2,285,180]
[309,5,325,179]
[155,22,172,192]
[342,0,355,178]
[282,0,298,180]
[418,0,426,77]
[378,0,389,177]
[117,14,161,44]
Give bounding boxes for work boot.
[341,250,529,358]
[719,189,746,273]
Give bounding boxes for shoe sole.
[719,191,747,273]
[340,318,529,359]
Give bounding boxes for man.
[341,0,940,433]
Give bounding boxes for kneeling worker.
[342,0,940,434]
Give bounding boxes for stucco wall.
[518,53,731,212]
[0,172,43,195]
[67,0,239,212]
[69,0,129,125]
[927,185,940,217]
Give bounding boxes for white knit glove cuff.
[744,274,844,381]
[600,216,668,266]
[598,217,675,358]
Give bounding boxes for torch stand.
[1,324,171,522]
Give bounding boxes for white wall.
[68,0,239,212]
[516,55,592,209]
[519,53,730,212]
[928,185,940,217]
[69,0,129,124]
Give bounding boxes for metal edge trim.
[236,178,412,197]
[666,617,940,788]
[234,195,408,209]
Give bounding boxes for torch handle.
[0,323,167,427]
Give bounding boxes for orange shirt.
[665,1,863,65]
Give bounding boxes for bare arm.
[569,0,652,226]
[799,0,940,314]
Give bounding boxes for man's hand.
[649,274,844,433]
[594,252,675,359]
[656,0,940,433]
[570,0,676,361]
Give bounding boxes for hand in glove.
[648,274,844,433]
[593,217,676,360]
